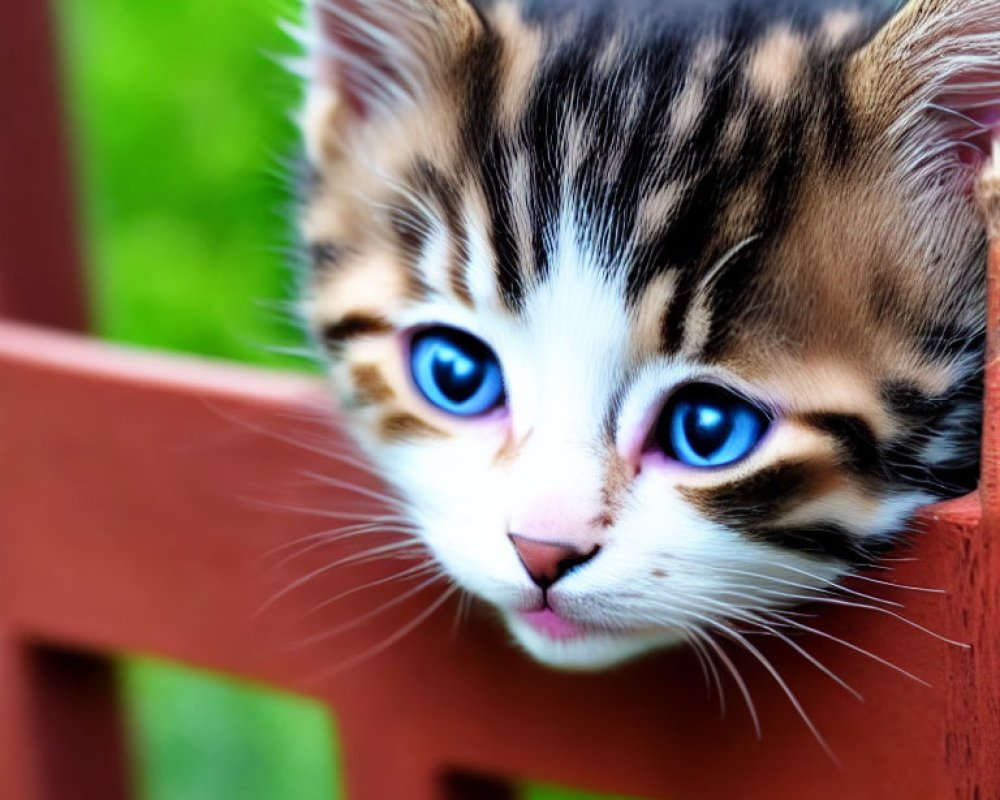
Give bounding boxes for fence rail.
[0,318,997,800]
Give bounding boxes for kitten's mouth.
[517,608,586,641]
[509,601,683,670]
[514,595,664,643]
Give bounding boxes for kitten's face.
[298,0,994,668]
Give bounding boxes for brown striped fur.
[295,0,996,668]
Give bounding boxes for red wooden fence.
[1,4,998,799]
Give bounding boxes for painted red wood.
[0,628,46,800]
[0,320,996,800]
[0,2,88,331]
[0,4,130,797]
[946,235,1000,799]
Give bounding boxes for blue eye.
[410,327,505,416]
[655,384,769,468]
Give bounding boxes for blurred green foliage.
[123,660,341,800]
[52,0,644,798]
[56,0,311,368]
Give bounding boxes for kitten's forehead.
[304,0,984,462]
[501,210,630,431]
[386,6,856,373]
[307,0,975,377]
[452,3,975,372]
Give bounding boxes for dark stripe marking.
[379,412,448,442]
[682,459,837,530]
[880,369,983,498]
[389,200,429,264]
[747,522,887,565]
[410,161,475,307]
[323,314,394,352]
[351,364,396,406]
[683,459,885,563]
[797,412,884,478]
[449,221,475,307]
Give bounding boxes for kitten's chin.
[504,612,685,671]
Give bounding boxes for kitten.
[295,0,996,670]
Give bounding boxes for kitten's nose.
[508,533,601,589]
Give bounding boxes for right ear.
[300,0,482,162]
[846,0,999,175]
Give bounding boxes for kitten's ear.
[847,0,999,169]
[302,0,482,160]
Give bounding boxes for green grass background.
[53,1,648,798]
[56,0,310,368]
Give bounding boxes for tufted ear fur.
[848,0,1000,176]
[301,0,482,162]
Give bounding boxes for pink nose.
[508,533,601,589]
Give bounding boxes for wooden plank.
[1,321,993,798]
[941,234,1000,799]
[0,629,46,800]
[0,2,88,329]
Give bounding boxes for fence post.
[951,172,1000,798]
[0,0,88,330]
[0,629,45,799]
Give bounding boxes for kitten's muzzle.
[508,533,601,590]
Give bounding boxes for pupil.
[432,347,484,403]
[683,403,733,457]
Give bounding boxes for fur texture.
[295,0,996,669]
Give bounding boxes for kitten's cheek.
[410,404,512,442]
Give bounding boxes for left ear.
[848,0,999,169]
[299,0,482,165]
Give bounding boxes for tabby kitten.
[295,0,996,669]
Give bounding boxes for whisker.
[772,562,908,608]
[267,523,421,569]
[293,572,453,650]
[847,573,946,594]
[246,496,409,524]
[758,608,931,688]
[257,509,412,543]
[682,625,726,713]
[698,563,904,609]
[673,602,835,761]
[306,585,459,683]
[306,560,439,616]
[691,598,864,702]
[451,589,475,640]
[681,628,715,702]
[301,469,409,511]
[778,595,969,649]
[203,400,402,489]
[686,625,760,739]
[700,575,965,649]
[257,539,423,615]
[711,619,837,763]
[682,574,865,613]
